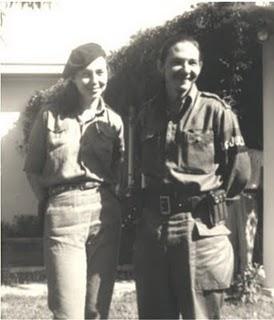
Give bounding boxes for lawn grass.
[222,296,274,319]
[1,290,138,319]
[1,282,138,320]
[1,294,50,320]
[1,282,274,319]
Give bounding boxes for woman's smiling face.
[72,56,108,102]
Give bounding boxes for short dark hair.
[158,34,202,66]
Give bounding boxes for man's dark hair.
[158,33,203,66]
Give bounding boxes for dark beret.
[63,43,106,79]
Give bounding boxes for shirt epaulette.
[104,104,123,131]
[200,91,231,110]
[105,103,120,118]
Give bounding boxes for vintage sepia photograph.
[1,1,274,319]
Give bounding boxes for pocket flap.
[195,235,233,291]
[184,129,213,144]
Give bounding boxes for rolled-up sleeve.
[24,108,47,175]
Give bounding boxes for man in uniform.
[133,34,251,319]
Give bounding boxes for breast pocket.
[178,129,215,174]
[95,122,114,156]
[47,120,69,151]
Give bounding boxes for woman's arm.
[26,172,47,202]
[24,107,47,202]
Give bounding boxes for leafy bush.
[22,79,65,151]
[105,2,274,149]
[1,215,43,238]
[19,3,273,233]
[22,3,274,150]
[231,263,266,304]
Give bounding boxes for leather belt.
[48,181,100,197]
[143,189,208,215]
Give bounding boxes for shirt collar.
[77,97,106,123]
[187,84,198,104]
[150,84,199,122]
[166,84,199,122]
[95,97,106,116]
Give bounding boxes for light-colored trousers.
[44,187,121,319]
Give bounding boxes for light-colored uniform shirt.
[24,98,124,188]
[135,84,251,236]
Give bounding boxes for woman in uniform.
[24,43,124,319]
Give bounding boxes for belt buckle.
[159,195,171,215]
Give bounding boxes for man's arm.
[216,107,251,198]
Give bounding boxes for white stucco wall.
[1,73,60,223]
[263,35,274,290]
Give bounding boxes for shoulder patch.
[200,91,231,110]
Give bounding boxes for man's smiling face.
[163,40,202,101]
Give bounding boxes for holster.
[207,189,228,228]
